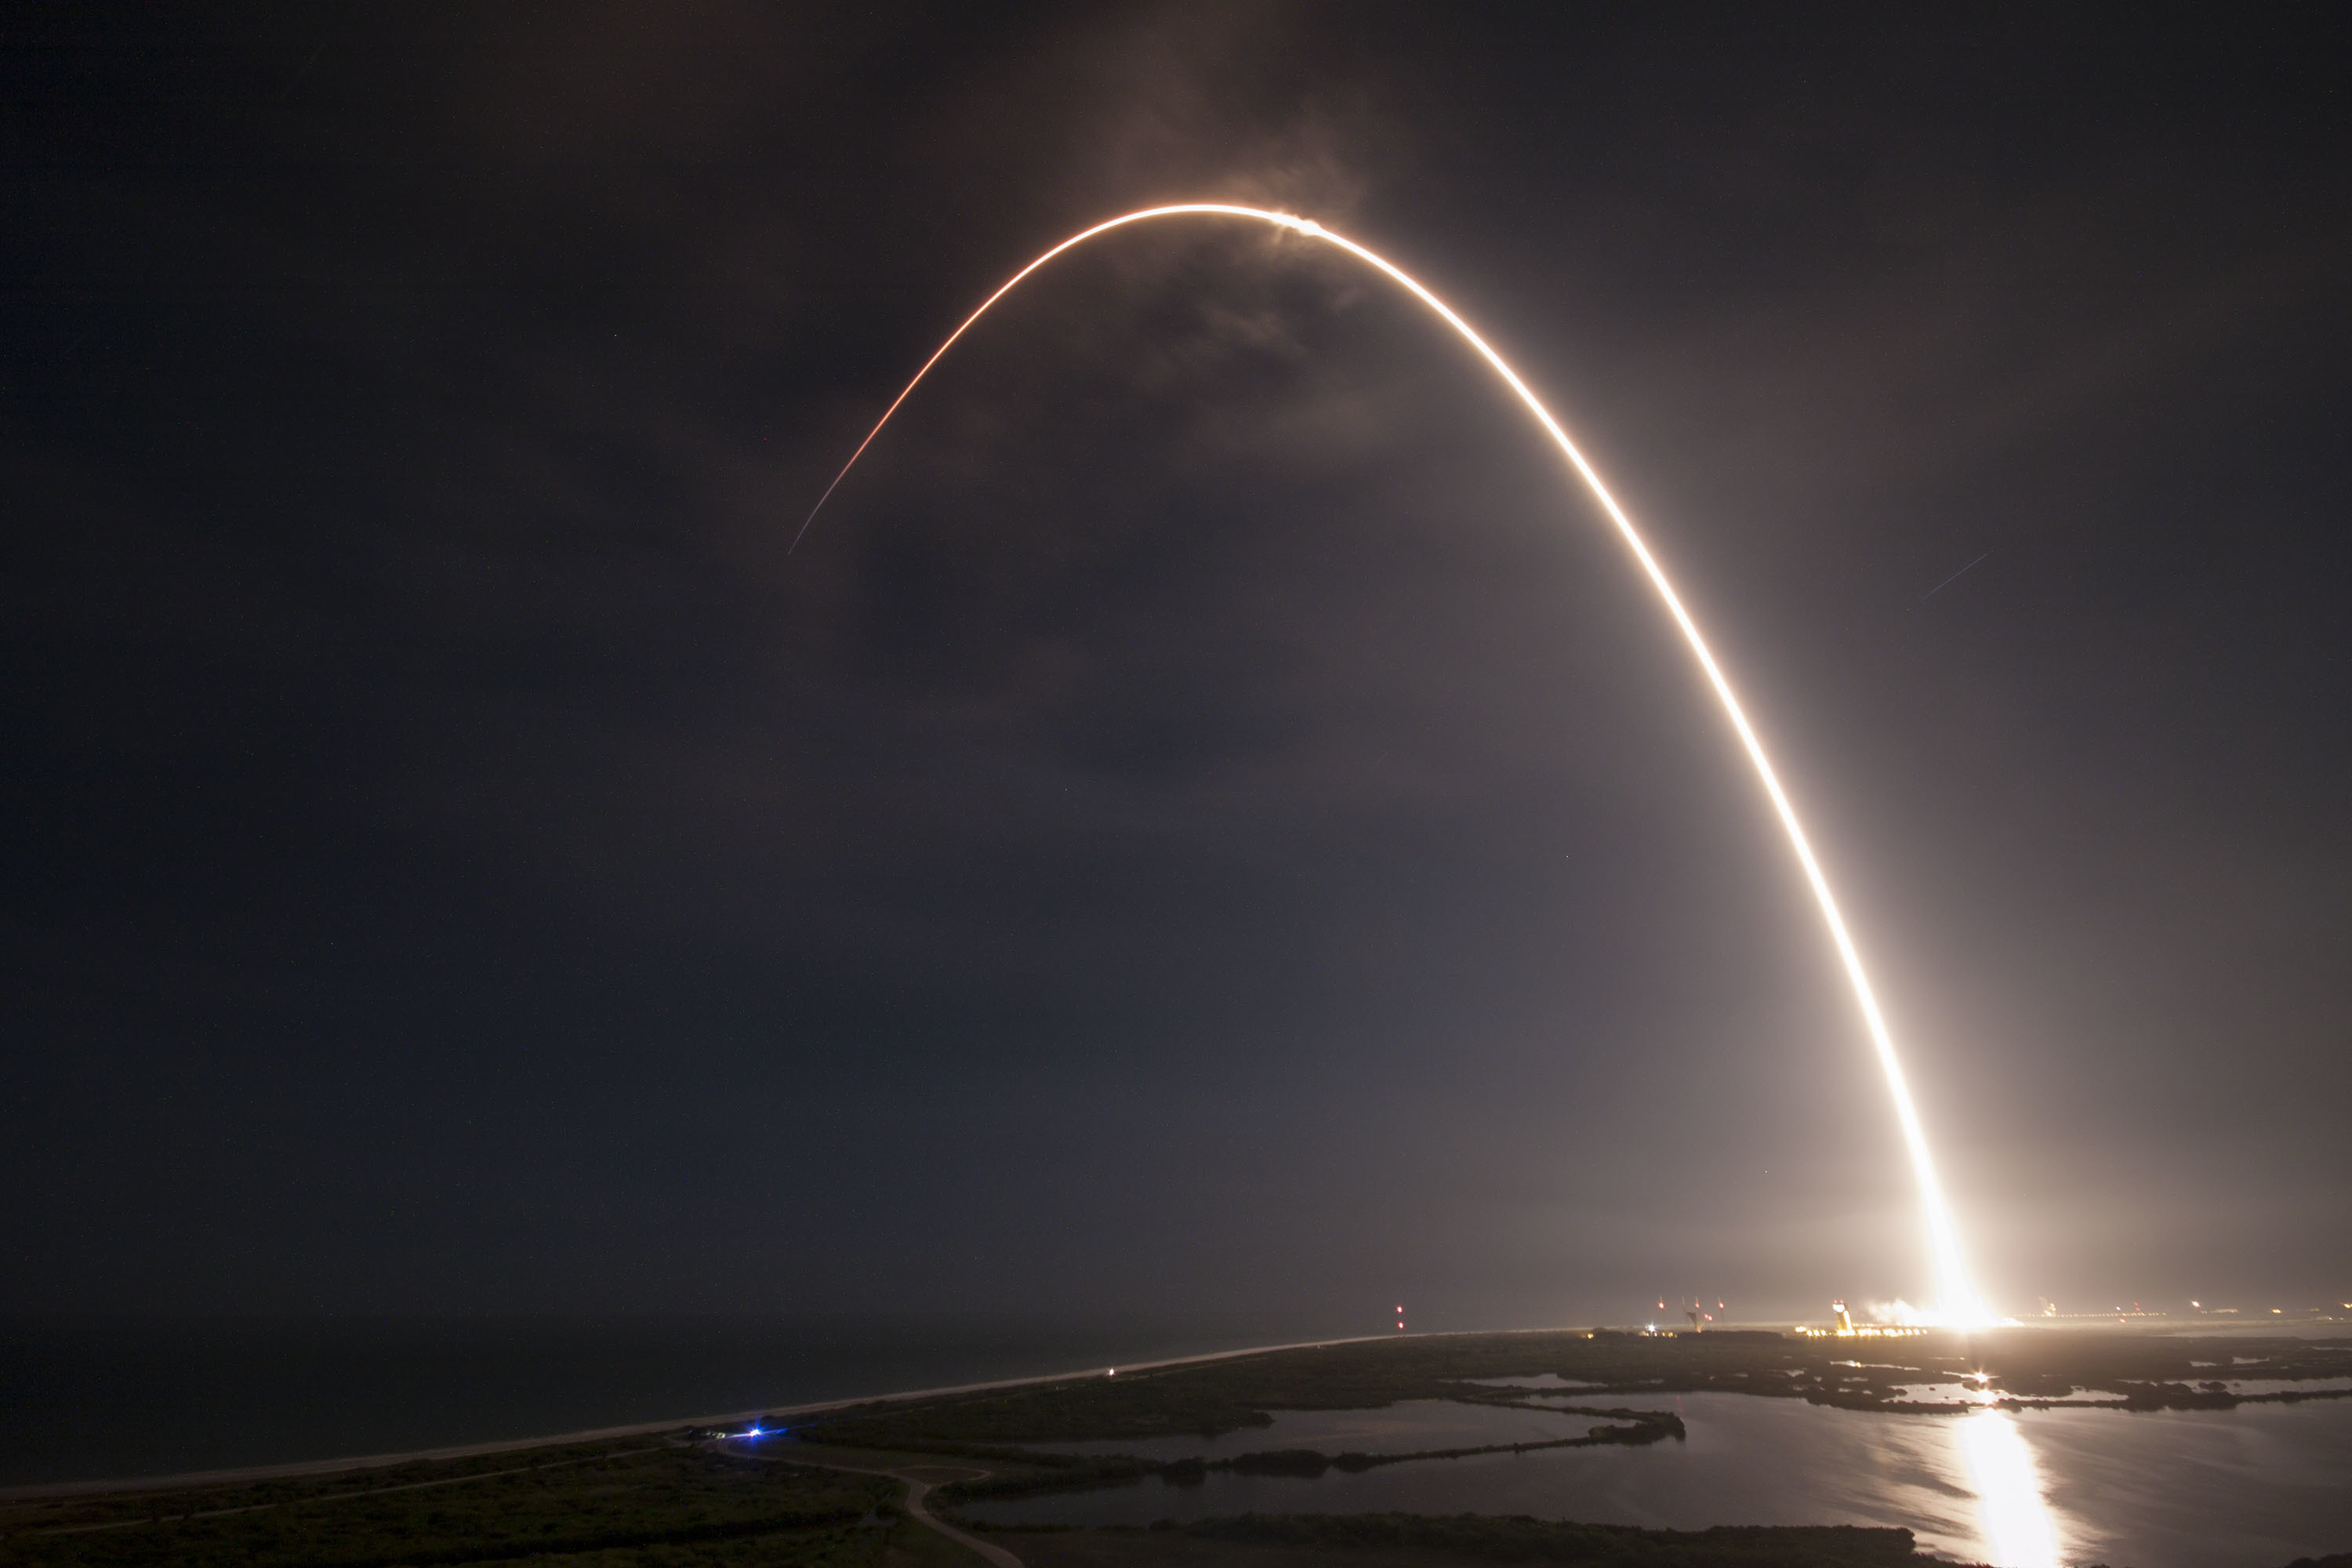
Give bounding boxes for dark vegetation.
[802,1330,2352,1449]
[999,1514,1933,1567]
[925,1416,1682,1508]
[1185,1514,1921,1566]
[1784,1331,2352,1413]
[0,1443,897,1568]
[5,1330,2343,1568]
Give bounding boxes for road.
[720,1439,1023,1568]
[900,1467,1025,1568]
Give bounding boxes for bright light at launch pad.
[798,202,1994,1327]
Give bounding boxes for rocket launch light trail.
[797,203,1991,1326]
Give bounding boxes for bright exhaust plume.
[796,203,1991,1327]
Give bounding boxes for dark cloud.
[3,3,2345,1326]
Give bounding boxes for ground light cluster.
[8,1330,2347,1568]
[800,202,1988,1326]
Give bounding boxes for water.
[10,1320,2347,1566]
[1510,1377,2352,1408]
[0,1312,1326,1490]
[964,1394,2352,1568]
[1023,1398,1627,1461]
[1855,1377,2352,1406]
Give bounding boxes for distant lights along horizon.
[797,201,1994,1327]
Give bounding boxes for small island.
[5,1327,2346,1568]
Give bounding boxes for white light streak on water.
[1955,1409,2064,1568]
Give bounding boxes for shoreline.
[15,1316,2336,1503]
[0,1331,1395,1503]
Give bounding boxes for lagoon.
[967,1392,2352,1568]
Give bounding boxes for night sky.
[6,5,2347,1329]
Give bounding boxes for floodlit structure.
[1795,1298,1929,1339]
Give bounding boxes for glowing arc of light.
[796,202,1987,1324]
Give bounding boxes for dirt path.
[899,1468,1024,1568]
[724,1442,1023,1568]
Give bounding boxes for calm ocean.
[0,1312,1338,1489]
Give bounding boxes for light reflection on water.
[1787,1376,2352,1406]
[967,1394,2352,1567]
[1956,1409,2062,1568]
